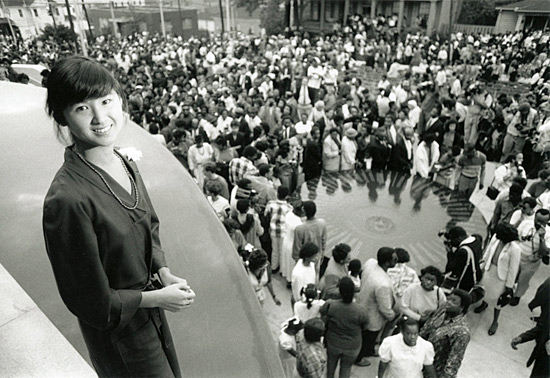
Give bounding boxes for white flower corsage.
[118,147,143,162]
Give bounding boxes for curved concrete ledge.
[0,263,96,378]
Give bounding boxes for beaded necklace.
[72,148,139,210]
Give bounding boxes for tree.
[260,0,285,35]
[234,0,262,16]
[457,0,498,25]
[38,24,77,45]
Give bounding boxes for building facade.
[299,0,463,35]
[87,6,199,38]
[495,0,549,33]
[0,0,88,39]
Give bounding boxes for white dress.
[281,212,302,281]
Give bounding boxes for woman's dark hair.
[444,118,458,132]
[451,288,472,314]
[338,276,355,303]
[495,222,519,244]
[522,197,537,209]
[299,242,320,259]
[503,153,521,164]
[332,243,351,264]
[399,316,420,330]
[377,247,395,266]
[207,182,222,196]
[46,56,126,129]
[247,249,268,271]
[253,126,263,140]
[394,248,410,263]
[236,199,250,214]
[301,283,318,309]
[304,318,325,343]
[420,265,444,285]
[348,259,362,275]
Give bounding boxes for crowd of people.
[2,11,550,378]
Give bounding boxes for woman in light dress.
[280,203,303,287]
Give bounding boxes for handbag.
[442,245,485,302]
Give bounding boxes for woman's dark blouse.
[43,147,182,377]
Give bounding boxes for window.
[182,18,192,29]
[18,9,23,17]
[419,2,430,15]
[33,8,38,17]
[55,8,60,16]
[309,0,320,21]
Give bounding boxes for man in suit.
[388,126,414,172]
[368,128,392,171]
[423,107,445,141]
[355,248,398,366]
[225,120,247,156]
[274,115,297,143]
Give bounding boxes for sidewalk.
[262,162,548,378]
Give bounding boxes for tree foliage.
[38,24,78,45]
[260,0,286,35]
[235,0,262,16]
[457,0,498,25]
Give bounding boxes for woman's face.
[445,294,463,317]
[515,153,523,165]
[402,324,419,347]
[421,273,437,291]
[63,90,124,149]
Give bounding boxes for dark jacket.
[43,148,180,377]
[445,235,484,292]
[388,134,413,172]
[368,138,392,171]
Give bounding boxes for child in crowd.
[293,284,325,322]
[348,259,363,292]
[278,316,303,378]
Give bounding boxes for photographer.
[500,102,539,163]
[492,153,527,193]
[441,227,485,308]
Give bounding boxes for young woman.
[42,56,195,378]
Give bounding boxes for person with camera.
[500,102,539,164]
[441,227,485,311]
[492,153,527,194]
[510,208,550,306]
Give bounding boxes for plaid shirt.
[296,332,326,378]
[265,200,293,237]
[229,156,258,185]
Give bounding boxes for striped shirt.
[265,200,293,237]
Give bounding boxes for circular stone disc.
[298,170,487,271]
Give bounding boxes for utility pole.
[82,0,94,40]
[109,1,119,40]
[159,0,166,39]
[224,0,230,34]
[64,0,78,52]
[71,0,88,56]
[177,0,182,36]
[0,0,18,42]
[48,0,57,30]
[218,0,224,36]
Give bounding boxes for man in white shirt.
[307,58,324,103]
[511,209,550,305]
